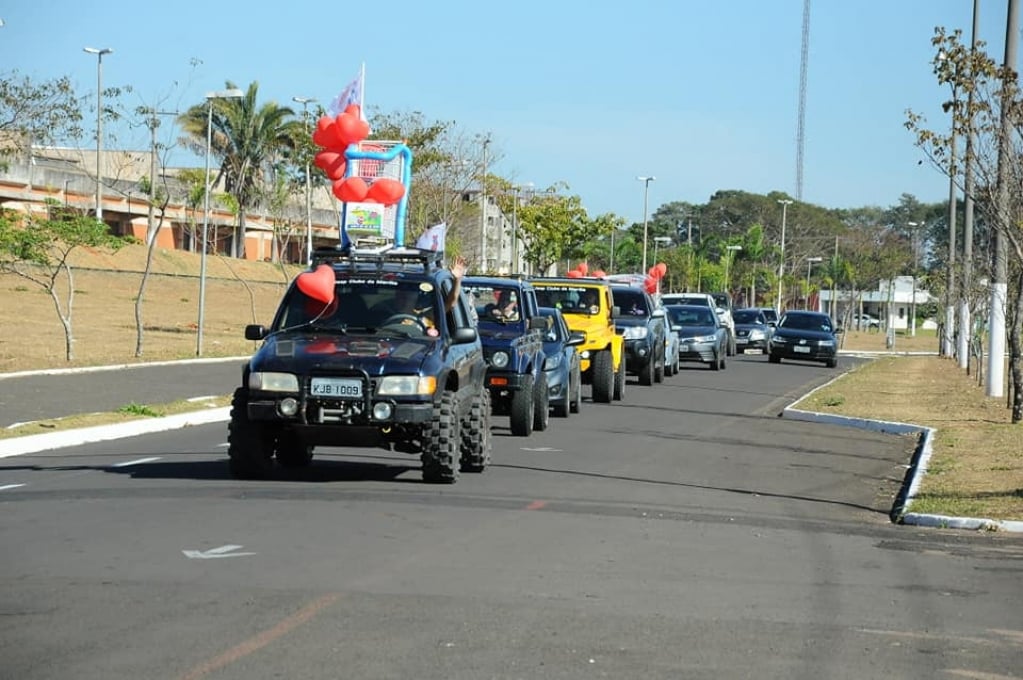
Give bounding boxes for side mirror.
[567,331,586,346]
[611,305,622,318]
[651,308,665,319]
[245,324,267,341]
[451,327,479,344]
[528,316,548,331]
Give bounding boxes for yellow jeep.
[531,278,626,403]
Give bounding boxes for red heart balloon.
[577,262,589,275]
[592,269,606,278]
[566,270,583,278]
[656,262,667,277]
[366,178,405,205]
[315,116,343,148]
[336,112,369,146]
[314,150,342,171]
[344,103,361,118]
[296,264,335,304]
[333,176,368,202]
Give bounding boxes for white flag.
[328,67,363,117]
[416,223,446,252]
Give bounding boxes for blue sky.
[1,1,1015,224]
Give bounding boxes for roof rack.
[312,244,445,273]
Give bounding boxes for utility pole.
[987,0,1017,398]
[776,199,793,314]
[960,0,979,370]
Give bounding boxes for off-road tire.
[460,388,492,473]
[826,357,838,369]
[768,353,782,364]
[533,372,550,431]
[591,350,614,404]
[422,391,460,483]
[569,365,582,414]
[227,387,276,480]
[510,374,535,436]
[275,430,313,468]
[613,357,626,401]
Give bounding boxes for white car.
[852,313,881,329]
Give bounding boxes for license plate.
[736,338,748,344]
[680,344,689,352]
[310,377,363,398]
[794,345,811,353]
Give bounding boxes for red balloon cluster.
[566,262,607,279]
[644,262,668,293]
[311,104,406,205]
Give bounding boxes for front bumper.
[768,342,836,362]
[486,370,532,393]
[678,340,718,364]
[623,338,655,370]
[247,394,434,427]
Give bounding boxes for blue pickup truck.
[463,276,549,436]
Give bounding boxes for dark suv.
[463,276,549,436]
[228,247,490,484]
[609,284,667,386]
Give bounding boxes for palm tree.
[178,81,298,258]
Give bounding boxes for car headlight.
[694,335,717,343]
[622,326,648,340]
[771,335,789,344]
[749,329,766,340]
[377,376,437,396]
[544,354,562,370]
[248,371,299,392]
[490,351,510,368]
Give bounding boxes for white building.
[818,276,937,331]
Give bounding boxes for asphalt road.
[1,354,1021,680]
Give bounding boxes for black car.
[537,307,584,418]
[732,307,773,353]
[665,304,728,370]
[463,276,549,436]
[610,284,667,385]
[767,310,840,368]
[228,247,490,484]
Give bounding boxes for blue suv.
[463,276,549,436]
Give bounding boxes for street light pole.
[907,221,920,337]
[83,47,112,222]
[805,256,823,310]
[293,96,316,264]
[637,176,655,273]
[196,88,244,357]
[776,199,793,314]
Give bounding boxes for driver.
[373,256,466,331]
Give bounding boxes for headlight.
[377,376,437,396]
[749,329,766,340]
[491,351,510,368]
[771,335,789,344]
[622,326,648,340]
[249,371,299,392]
[544,354,562,370]
[694,335,717,343]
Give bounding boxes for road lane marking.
[0,484,26,491]
[112,457,162,467]
[177,593,340,680]
[525,500,547,511]
[182,545,256,560]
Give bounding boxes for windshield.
[466,284,522,323]
[611,288,649,316]
[668,306,717,326]
[780,313,833,333]
[733,310,765,324]
[275,277,442,338]
[534,285,601,315]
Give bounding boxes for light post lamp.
[83,46,113,222]
[637,176,656,273]
[724,244,742,294]
[805,256,823,310]
[776,199,793,314]
[907,221,920,337]
[480,136,491,271]
[196,88,245,357]
[292,96,317,264]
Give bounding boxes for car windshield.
[780,313,833,332]
[668,306,716,326]
[276,279,440,336]
[611,288,649,316]
[534,285,601,315]
[733,310,764,324]
[711,294,729,309]
[466,284,521,323]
